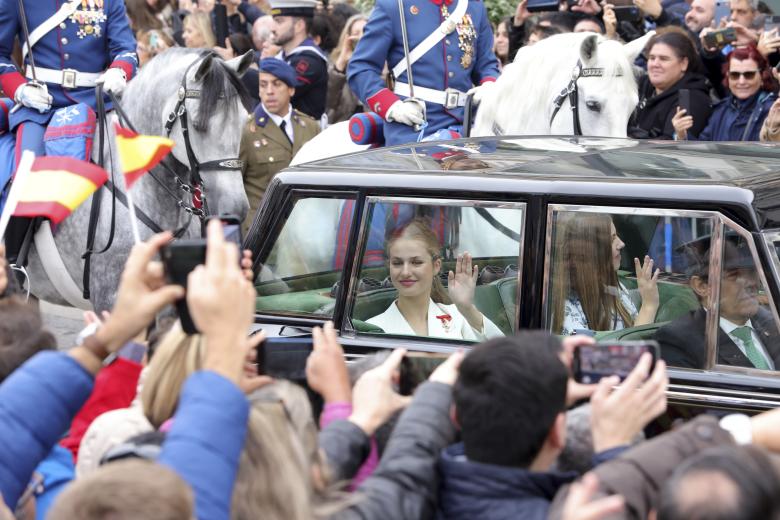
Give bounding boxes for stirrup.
[9,264,31,301]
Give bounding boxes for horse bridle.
[549,59,618,137]
[163,51,244,219]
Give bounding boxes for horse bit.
[163,51,243,221]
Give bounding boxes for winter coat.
[629,72,712,139]
[693,90,776,141]
[436,443,576,520]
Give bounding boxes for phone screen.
[526,0,560,12]
[256,336,313,380]
[223,223,242,247]
[573,341,658,384]
[613,6,643,23]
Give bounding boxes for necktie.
[280,120,292,144]
[731,326,770,370]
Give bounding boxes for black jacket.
[654,308,780,369]
[628,72,712,140]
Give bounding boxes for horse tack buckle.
[62,69,77,89]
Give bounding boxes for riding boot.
[3,216,33,265]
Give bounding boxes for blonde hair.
[231,382,355,520]
[140,324,206,428]
[330,14,368,64]
[386,217,451,304]
[184,11,216,48]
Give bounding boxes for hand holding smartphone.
[573,340,659,384]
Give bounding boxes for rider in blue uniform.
[347,0,500,146]
[0,0,137,262]
[0,0,138,163]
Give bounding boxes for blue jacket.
[693,91,776,141]
[436,443,576,520]
[0,0,138,128]
[436,443,627,520]
[348,0,499,145]
[0,352,248,520]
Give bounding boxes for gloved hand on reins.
[97,67,127,95]
[14,82,52,113]
[386,98,426,127]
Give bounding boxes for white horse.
[292,31,652,166]
[22,48,253,311]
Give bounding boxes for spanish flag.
[13,156,108,224]
[115,124,174,187]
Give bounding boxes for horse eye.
[586,100,602,112]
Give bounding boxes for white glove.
[14,82,52,113]
[386,98,425,127]
[467,81,496,105]
[97,67,127,95]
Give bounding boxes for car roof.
[285,137,780,228]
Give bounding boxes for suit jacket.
[238,104,320,228]
[654,307,780,370]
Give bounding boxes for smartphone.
[678,89,690,114]
[714,0,730,25]
[256,336,313,380]
[613,6,644,23]
[214,2,229,48]
[527,0,560,12]
[573,340,659,384]
[161,239,207,335]
[703,27,737,49]
[399,351,450,395]
[765,15,780,35]
[206,214,243,248]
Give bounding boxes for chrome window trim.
[541,204,719,347]
[666,389,780,410]
[341,196,526,341]
[711,218,780,378]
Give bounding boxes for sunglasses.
[728,70,760,80]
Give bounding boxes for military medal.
[456,14,476,69]
[440,4,457,34]
[254,140,261,148]
[71,0,106,39]
[436,314,453,333]
[410,5,419,14]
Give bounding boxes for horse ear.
[623,30,656,64]
[194,53,215,82]
[579,34,599,66]
[224,51,255,77]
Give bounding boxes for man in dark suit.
[655,233,780,370]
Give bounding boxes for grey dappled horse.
[25,48,253,312]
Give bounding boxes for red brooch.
[436,314,452,332]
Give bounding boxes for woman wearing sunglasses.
[673,44,777,141]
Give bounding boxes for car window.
[711,229,780,372]
[545,208,718,365]
[254,196,354,318]
[349,199,524,342]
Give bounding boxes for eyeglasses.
[728,70,760,80]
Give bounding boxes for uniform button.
[59,23,67,29]
[448,71,454,78]
[445,39,451,45]
[61,37,68,45]
[64,53,70,60]
[447,55,452,62]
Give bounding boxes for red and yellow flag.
[115,124,174,187]
[13,156,108,224]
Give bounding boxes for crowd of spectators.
[5,221,780,519]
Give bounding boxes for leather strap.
[390,0,468,80]
[21,0,81,63]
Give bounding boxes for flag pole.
[0,150,35,241]
[112,131,142,245]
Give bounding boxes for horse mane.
[475,32,636,135]
[196,55,253,132]
[126,47,252,133]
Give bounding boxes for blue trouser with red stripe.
[5,122,47,264]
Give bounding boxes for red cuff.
[479,77,496,85]
[366,88,401,120]
[110,60,134,80]
[0,71,27,100]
